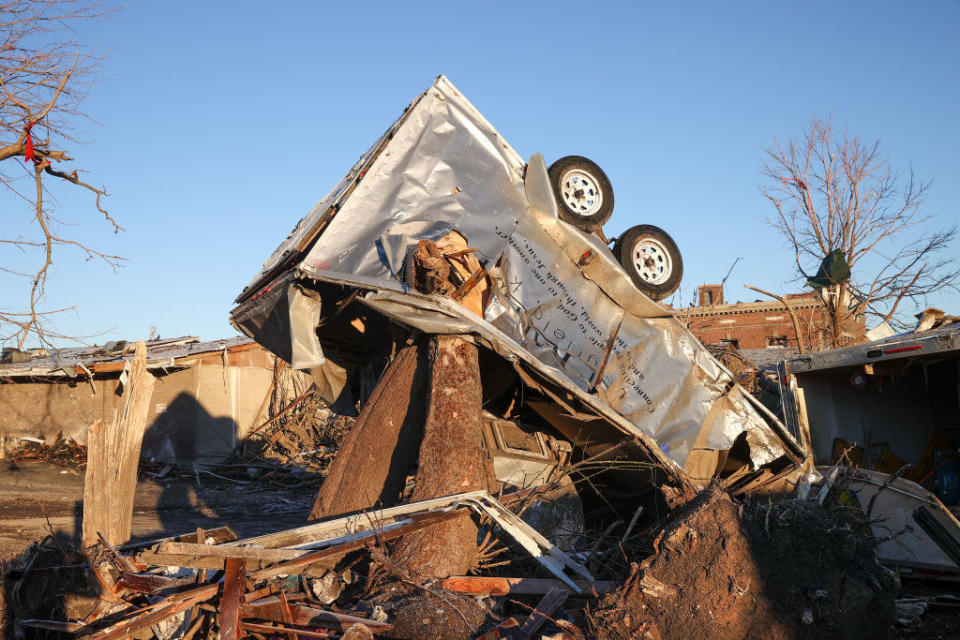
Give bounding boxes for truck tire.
[613,225,683,301]
[547,156,614,233]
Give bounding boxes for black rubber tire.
[547,156,614,233]
[613,224,683,301]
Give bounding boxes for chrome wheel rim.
[559,169,603,217]
[633,238,673,285]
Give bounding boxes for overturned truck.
[230,76,809,525]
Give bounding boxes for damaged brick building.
[676,283,867,350]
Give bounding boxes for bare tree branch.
[761,116,959,345]
[0,0,122,349]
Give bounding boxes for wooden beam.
[219,558,246,640]
[520,587,568,637]
[440,576,616,596]
[239,622,335,638]
[242,599,392,633]
[157,542,310,563]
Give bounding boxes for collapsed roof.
[0,336,255,379]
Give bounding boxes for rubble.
[779,312,960,577]
[1,433,86,468]
[2,75,957,639]
[586,489,897,640]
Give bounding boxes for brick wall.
[676,286,866,350]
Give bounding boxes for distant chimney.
[698,284,724,306]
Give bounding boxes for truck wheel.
[613,225,683,301]
[547,156,614,233]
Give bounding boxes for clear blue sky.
[5,0,959,345]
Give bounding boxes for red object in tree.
[23,120,35,163]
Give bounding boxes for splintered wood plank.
[239,622,335,638]
[157,542,309,563]
[85,590,212,640]
[82,340,156,546]
[120,526,237,553]
[520,587,568,637]
[219,558,246,640]
[242,599,393,633]
[116,572,195,595]
[441,576,616,596]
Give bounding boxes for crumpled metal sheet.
[232,76,799,472]
[297,77,525,285]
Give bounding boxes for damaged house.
[677,284,867,350]
[0,336,310,467]
[779,311,960,577]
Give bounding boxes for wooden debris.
[441,576,616,596]
[82,340,156,546]
[412,238,455,296]
[4,488,608,640]
[239,622,336,638]
[242,599,393,633]
[520,587,569,637]
[219,558,246,640]
[476,617,522,640]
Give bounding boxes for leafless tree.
[762,117,959,345]
[0,0,122,350]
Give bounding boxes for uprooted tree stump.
[390,235,490,579]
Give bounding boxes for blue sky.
[4,0,959,344]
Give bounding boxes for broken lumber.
[219,558,246,640]
[308,340,428,520]
[242,599,393,633]
[82,340,156,546]
[441,576,617,596]
[520,587,568,637]
[238,622,335,639]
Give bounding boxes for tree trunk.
[308,341,429,521]
[391,335,488,580]
[82,340,155,546]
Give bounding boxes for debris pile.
[2,487,907,640]
[2,433,86,469]
[586,489,897,639]
[2,491,599,639]
[222,388,355,486]
[3,76,959,639]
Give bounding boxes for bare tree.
[762,117,959,345]
[0,0,122,350]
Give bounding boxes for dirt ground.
[0,460,316,560]
[587,488,899,640]
[3,460,958,639]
